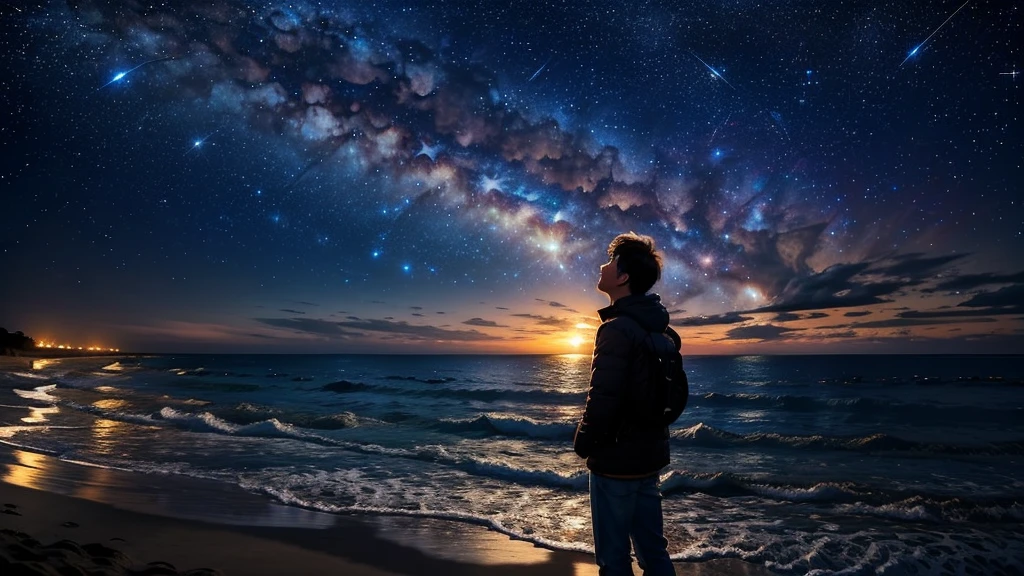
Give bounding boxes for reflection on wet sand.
[2,449,51,491]
[0,448,336,529]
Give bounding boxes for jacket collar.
[598,293,658,322]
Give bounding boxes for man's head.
[598,232,662,300]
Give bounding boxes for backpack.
[619,312,689,427]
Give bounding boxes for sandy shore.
[0,449,776,576]
[1,356,773,575]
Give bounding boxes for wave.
[695,392,1020,424]
[659,470,1024,523]
[698,391,881,412]
[436,414,575,440]
[213,402,362,431]
[13,384,59,403]
[384,375,458,384]
[321,379,582,403]
[672,422,1024,456]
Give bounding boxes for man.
[574,232,676,576]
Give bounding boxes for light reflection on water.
[21,405,59,424]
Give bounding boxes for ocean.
[1,354,1022,575]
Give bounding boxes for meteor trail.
[98,55,173,89]
[900,0,971,67]
[528,58,551,82]
[691,53,735,90]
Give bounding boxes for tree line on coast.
[1,327,36,354]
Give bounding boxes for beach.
[0,355,773,576]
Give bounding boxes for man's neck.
[607,289,632,304]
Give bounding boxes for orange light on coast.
[36,340,119,353]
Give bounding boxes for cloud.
[772,311,829,322]
[869,252,968,278]
[256,318,361,337]
[722,324,800,341]
[677,312,752,326]
[462,317,508,328]
[852,317,996,328]
[924,270,1024,292]
[898,306,1024,319]
[333,318,501,341]
[957,284,1024,309]
[747,253,970,315]
[843,311,873,317]
[279,309,306,314]
[751,262,897,312]
[511,313,571,328]
[534,299,579,313]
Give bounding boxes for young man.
[574,232,676,576]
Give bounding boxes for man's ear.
[616,272,630,287]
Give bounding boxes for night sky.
[1,0,1021,354]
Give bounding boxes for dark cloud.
[729,223,830,296]
[844,311,873,317]
[511,313,570,328]
[957,284,1024,309]
[772,311,830,322]
[722,324,800,341]
[677,312,752,326]
[898,306,1024,319]
[411,313,424,317]
[751,262,898,312]
[818,331,857,339]
[255,318,361,337]
[410,306,423,310]
[279,309,306,314]
[536,299,577,313]
[294,301,319,306]
[743,254,978,316]
[331,318,501,341]
[462,317,507,328]
[924,270,1024,292]
[852,317,996,328]
[495,306,509,310]
[869,253,968,278]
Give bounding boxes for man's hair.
[607,232,662,295]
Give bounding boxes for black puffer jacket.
[573,293,672,477]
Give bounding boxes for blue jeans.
[590,473,676,576]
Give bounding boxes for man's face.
[597,255,626,295]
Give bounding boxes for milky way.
[0,0,1020,353]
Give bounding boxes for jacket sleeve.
[573,321,633,458]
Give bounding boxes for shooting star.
[900,0,971,67]
[691,53,735,90]
[98,55,173,89]
[528,57,552,83]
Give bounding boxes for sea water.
[1,354,1022,575]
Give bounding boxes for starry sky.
[0,0,1021,354]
